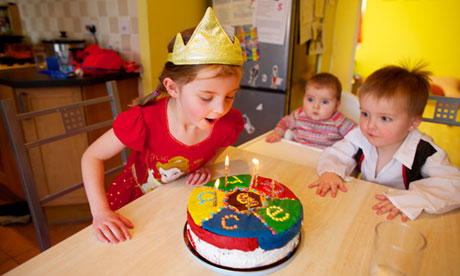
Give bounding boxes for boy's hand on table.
[308,172,347,198]
[186,167,211,185]
[373,194,408,222]
[265,131,282,143]
[92,209,133,244]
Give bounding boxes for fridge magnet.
[236,25,260,62]
[262,74,268,83]
[242,114,256,134]
[271,65,284,88]
[248,64,260,86]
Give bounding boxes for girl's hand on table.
[92,209,134,244]
[265,131,282,143]
[372,194,408,222]
[186,167,212,185]
[308,172,347,198]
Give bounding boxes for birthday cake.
[186,174,303,269]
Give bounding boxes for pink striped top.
[274,108,356,149]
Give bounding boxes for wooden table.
[5,146,460,275]
[237,132,322,168]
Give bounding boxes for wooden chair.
[0,81,127,251]
[422,95,460,126]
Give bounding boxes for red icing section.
[187,212,259,252]
[253,176,297,200]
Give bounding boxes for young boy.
[266,73,356,149]
[309,65,460,221]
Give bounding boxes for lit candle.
[213,179,220,206]
[224,155,229,188]
[252,158,259,187]
[246,191,251,215]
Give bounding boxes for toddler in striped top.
[266,72,356,149]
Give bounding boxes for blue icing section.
[202,208,272,238]
[258,206,303,250]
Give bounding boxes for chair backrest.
[338,92,360,124]
[0,80,127,251]
[422,95,460,126]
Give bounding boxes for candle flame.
[252,158,259,168]
[214,179,220,190]
[225,155,229,166]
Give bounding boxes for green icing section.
[204,174,251,191]
[255,198,301,233]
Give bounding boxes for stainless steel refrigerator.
[228,0,308,146]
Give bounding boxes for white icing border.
[187,224,300,269]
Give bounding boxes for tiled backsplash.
[1,0,140,63]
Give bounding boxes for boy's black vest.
[353,140,437,190]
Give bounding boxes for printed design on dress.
[156,156,190,184]
[132,165,162,194]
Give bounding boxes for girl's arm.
[186,147,226,185]
[81,128,133,243]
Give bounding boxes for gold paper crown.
[166,7,243,66]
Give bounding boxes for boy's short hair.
[358,65,431,117]
[307,73,342,100]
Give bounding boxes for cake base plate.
[183,222,300,276]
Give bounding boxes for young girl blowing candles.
[81,7,244,244]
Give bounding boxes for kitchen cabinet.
[0,67,139,220]
[0,3,22,35]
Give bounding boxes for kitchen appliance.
[42,31,85,71]
[214,0,309,145]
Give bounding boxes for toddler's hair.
[358,64,431,117]
[306,73,342,100]
[132,28,242,107]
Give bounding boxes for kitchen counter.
[0,66,139,215]
[0,66,139,88]
[0,63,35,71]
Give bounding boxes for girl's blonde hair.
[132,28,242,106]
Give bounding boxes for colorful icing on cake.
[186,174,303,269]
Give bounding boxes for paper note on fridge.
[253,0,290,45]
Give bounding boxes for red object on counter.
[75,44,140,75]
[4,43,34,59]
[77,44,123,75]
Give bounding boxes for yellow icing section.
[188,186,225,226]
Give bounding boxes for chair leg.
[1,99,51,251]
[26,198,51,251]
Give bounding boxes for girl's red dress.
[107,97,244,210]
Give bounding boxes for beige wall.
[2,0,140,64]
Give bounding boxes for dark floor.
[0,219,90,274]
[0,181,93,274]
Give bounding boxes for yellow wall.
[325,0,361,92]
[137,0,207,95]
[354,0,460,79]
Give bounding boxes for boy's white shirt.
[317,127,460,220]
